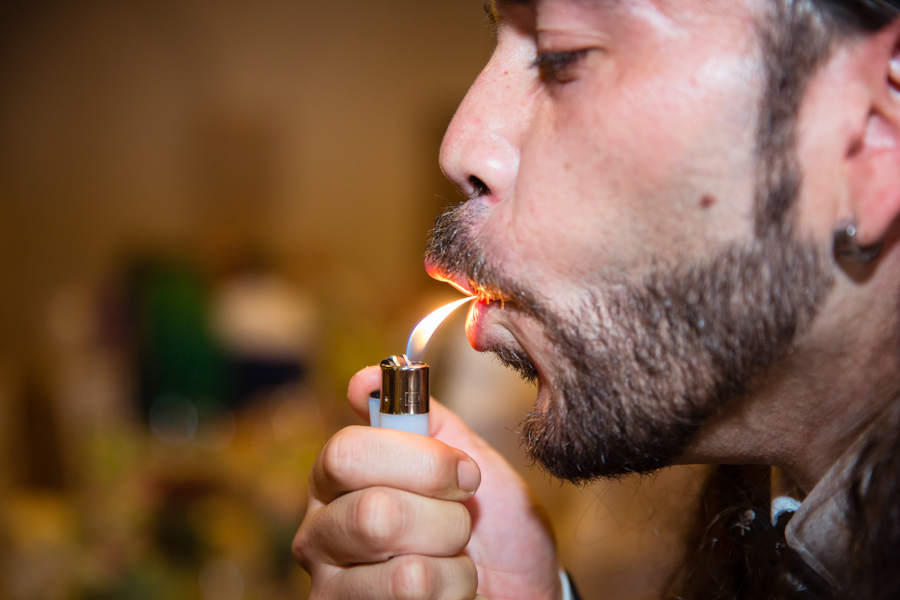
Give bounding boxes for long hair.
[667,465,833,599]
[669,403,900,600]
[842,400,900,599]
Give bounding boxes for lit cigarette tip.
[406,296,475,362]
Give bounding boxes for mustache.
[425,202,539,313]
[426,201,543,385]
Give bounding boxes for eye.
[533,50,590,84]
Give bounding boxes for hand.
[293,366,561,600]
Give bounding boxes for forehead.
[485,0,759,20]
[485,0,625,28]
[488,0,619,7]
[485,0,766,43]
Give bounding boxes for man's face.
[426,0,834,483]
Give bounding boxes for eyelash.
[533,50,589,84]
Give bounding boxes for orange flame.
[406,296,475,362]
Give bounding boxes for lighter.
[369,296,474,435]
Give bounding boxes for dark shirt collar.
[783,430,871,590]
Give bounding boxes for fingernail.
[457,458,481,495]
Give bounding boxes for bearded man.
[293,0,900,598]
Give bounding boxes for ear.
[845,21,900,248]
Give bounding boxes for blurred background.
[0,1,707,598]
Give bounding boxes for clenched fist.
[293,366,561,600]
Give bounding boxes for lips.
[425,262,491,348]
[465,297,498,351]
[425,260,520,355]
[424,261,475,296]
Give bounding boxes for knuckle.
[320,429,360,485]
[355,488,402,548]
[291,521,314,568]
[460,557,479,597]
[423,446,455,496]
[308,575,339,600]
[390,555,435,600]
[451,503,473,547]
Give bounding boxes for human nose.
[439,39,531,203]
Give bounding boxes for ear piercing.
[833,223,883,264]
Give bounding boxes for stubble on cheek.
[521,234,833,485]
[425,196,833,486]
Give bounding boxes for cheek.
[503,104,758,285]
[477,195,582,290]
[480,29,765,290]
[793,54,862,241]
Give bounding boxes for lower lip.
[465,298,495,351]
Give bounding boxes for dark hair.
[817,0,900,31]
[671,2,899,598]
[670,410,900,600]
[667,465,833,599]
[843,400,900,599]
[755,0,897,232]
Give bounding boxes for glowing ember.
[406,296,475,362]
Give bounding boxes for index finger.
[347,366,381,421]
[310,425,481,504]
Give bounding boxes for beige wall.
[0,5,705,599]
[0,0,493,357]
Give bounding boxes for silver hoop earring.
[834,223,883,264]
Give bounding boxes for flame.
[406,296,475,362]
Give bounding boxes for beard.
[425,203,833,485]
